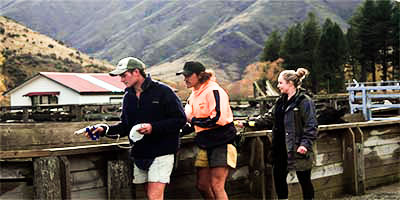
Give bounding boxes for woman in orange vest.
[177,61,237,200]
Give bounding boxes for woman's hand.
[297,145,308,155]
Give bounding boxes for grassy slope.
[0,0,362,99]
[0,16,114,106]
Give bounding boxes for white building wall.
[78,95,123,104]
[9,76,124,106]
[9,77,79,106]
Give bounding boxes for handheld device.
[74,126,99,140]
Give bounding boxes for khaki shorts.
[194,144,237,168]
[132,154,174,184]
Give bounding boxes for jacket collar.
[278,89,307,112]
[141,74,153,91]
[192,79,217,96]
[125,74,153,93]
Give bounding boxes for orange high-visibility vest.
[185,80,234,133]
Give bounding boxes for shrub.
[50,53,57,59]
[2,49,14,57]
[48,44,54,48]
[7,33,19,38]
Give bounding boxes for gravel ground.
[336,182,400,200]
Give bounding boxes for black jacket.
[107,76,186,158]
[256,89,318,170]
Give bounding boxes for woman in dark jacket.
[272,68,318,199]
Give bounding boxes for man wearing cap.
[88,57,186,200]
[177,61,237,200]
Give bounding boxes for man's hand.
[84,126,104,140]
[297,145,308,155]
[138,123,152,135]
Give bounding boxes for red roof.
[23,92,60,96]
[40,72,125,93]
[91,74,126,89]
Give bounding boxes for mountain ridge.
[0,0,362,82]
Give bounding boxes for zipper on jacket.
[136,91,143,109]
[136,95,140,109]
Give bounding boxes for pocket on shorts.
[227,144,237,168]
[194,148,209,167]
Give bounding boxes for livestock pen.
[1,120,399,199]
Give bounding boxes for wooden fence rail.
[1,120,399,199]
[0,94,350,123]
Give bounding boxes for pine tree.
[331,23,347,91]
[280,23,303,70]
[375,0,393,81]
[392,1,400,80]
[349,0,380,82]
[261,30,281,62]
[302,12,321,93]
[317,19,334,92]
[345,25,362,81]
[359,0,379,82]
[316,19,347,93]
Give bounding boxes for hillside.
[0,16,113,105]
[0,0,362,83]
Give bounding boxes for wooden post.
[353,126,366,194]
[22,107,29,122]
[343,128,358,195]
[248,136,266,200]
[107,159,133,200]
[72,105,83,122]
[264,134,276,199]
[33,156,62,199]
[60,156,71,200]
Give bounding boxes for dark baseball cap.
[176,61,205,76]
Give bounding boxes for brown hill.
[0,0,362,83]
[0,16,113,106]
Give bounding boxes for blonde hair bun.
[296,68,309,81]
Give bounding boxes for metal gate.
[347,80,400,120]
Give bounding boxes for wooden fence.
[1,120,399,199]
[0,94,350,123]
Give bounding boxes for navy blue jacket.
[272,90,318,170]
[107,76,186,158]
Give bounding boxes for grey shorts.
[132,154,174,184]
[194,144,237,168]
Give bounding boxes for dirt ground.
[336,181,400,200]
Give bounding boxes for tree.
[345,25,362,81]
[280,23,303,70]
[392,1,400,80]
[316,19,347,93]
[261,30,281,62]
[302,12,321,93]
[374,0,393,81]
[358,0,379,81]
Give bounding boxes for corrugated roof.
[40,72,125,93]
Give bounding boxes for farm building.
[3,72,126,106]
